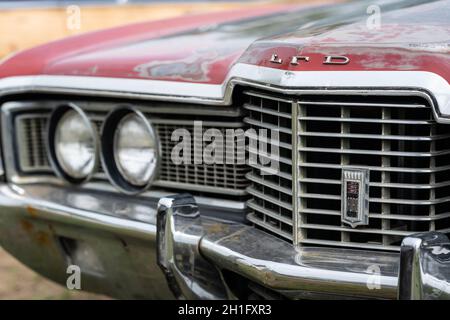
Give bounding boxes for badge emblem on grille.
[342,169,370,228]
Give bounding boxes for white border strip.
[227,64,450,117]
[0,63,449,115]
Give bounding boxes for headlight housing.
[101,107,159,193]
[47,104,98,183]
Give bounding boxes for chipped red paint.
[0,3,306,84]
[0,0,449,85]
[238,1,450,83]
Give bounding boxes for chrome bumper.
[157,194,450,300]
[156,194,399,299]
[1,184,450,299]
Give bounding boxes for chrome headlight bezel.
[47,103,99,184]
[100,107,160,194]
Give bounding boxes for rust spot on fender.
[35,231,51,246]
[20,219,52,247]
[26,205,39,218]
[20,219,34,232]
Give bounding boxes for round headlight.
[101,107,159,193]
[48,104,98,183]
[114,113,158,186]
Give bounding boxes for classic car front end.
[0,0,449,300]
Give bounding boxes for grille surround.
[11,102,248,196]
[244,90,450,251]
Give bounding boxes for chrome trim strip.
[1,183,246,226]
[297,162,450,173]
[0,75,226,105]
[299,191,450,206]
[0,65,449,119]
[299,131,450,141]
[0,184,156,240]
[230,66,449,122]
[298,116,433,125]
[299,238,400,252]
[300,177,450,190]
[300,208,450,222]
[300,223,448,237]
[291,100,300,245]
[297,146,450,157]
[297,101,428,108]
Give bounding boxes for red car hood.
[0,0,449,84]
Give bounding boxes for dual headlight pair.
[47,104,159,193]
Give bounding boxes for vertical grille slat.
[244,90,450,251]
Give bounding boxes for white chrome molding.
[228,66,450,123]
[0,75,226,105]
[0,65,449,119]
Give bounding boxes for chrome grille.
[244,90,450,251]
[15,112,248,196]
[244,92,294,240]
[15,115,50,171]
[156,123,248,194]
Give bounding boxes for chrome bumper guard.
[398,232,450,299]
